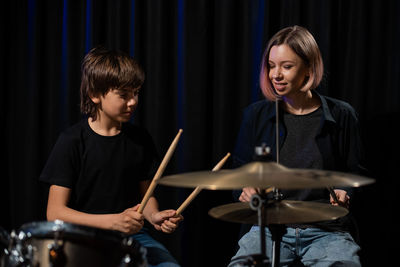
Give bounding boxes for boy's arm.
[139,180,183,233]
[47,185,144,234]
[139,180,162,221]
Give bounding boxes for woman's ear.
[306,67,312,80]
[300,71,313,92]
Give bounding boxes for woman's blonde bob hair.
[260,25,324,101]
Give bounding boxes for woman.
[229,26,364,266]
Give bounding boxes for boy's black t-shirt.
[40,118,159,214]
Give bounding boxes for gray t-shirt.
[280,107,324,201]
[280,107,323,169]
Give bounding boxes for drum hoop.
[19,221,125,244]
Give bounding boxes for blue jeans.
[131,228,180,267]
[229,226,361,267]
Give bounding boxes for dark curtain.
[2,1,399,266]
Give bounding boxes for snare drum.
[6,220,147,267]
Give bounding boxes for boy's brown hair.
[80,46,145,120]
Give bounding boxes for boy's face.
[91,87,140,123]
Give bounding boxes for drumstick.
[328,187,339,203]
[138,129,183,214]
[176,152,231,215]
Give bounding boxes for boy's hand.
[150,210,184,234]
[112,204,144,234]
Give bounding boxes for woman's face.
[268,44,310,98]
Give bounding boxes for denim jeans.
[229,226,361,267]
[131,228,180,267]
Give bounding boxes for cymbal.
[208,200,349,225]
[157,161,375,190]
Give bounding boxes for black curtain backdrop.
[2,1,399,266]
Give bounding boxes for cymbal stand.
[248,192,270,266]
[243,144,273,266]
[269,189,286,267]
[268,88,287,267]
[243,99,283,267]
[244,189,286,267]
[232,192,271,266]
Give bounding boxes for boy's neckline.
[87,117,122,137]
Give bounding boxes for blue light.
[27,0,35,100]
[85,0,92,53]
[60,0,68,126]
[251,0,265,103]
[130,0,135,56]
[177,0,185,171]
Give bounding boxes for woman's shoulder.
[244,99,275,114]
[322,95,357,115]
[323,95,353,109]
[319,94,359,124]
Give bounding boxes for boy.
[40,46,183,267]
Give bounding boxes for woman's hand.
[330,189,350,209]
[239,187,258,202]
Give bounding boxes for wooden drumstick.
[176,152,231,215]
[138,129,183,214]
[328,187,340,203]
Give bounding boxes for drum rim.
[18,220,125,244]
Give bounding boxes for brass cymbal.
[157,161,375,190]
[208,200,349,225]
